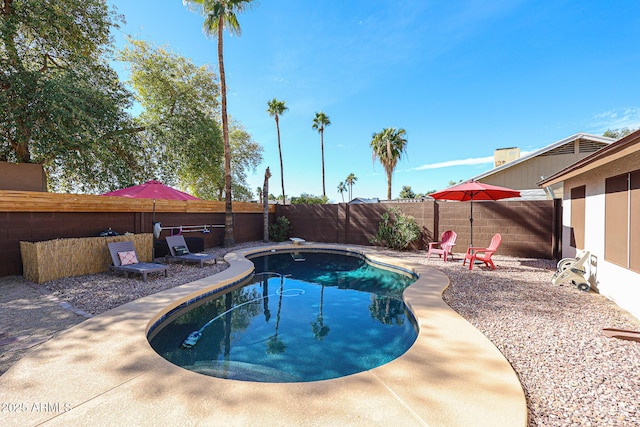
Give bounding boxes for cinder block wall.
[437,200,554,258]
[277,199,556,259]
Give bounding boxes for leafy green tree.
[180,120,262,201]
[399,185,416,199]
[184,0,255,246]
[345,172,357,201]
[0,0,140,192]
[267,98,288,201]
[119,39,220,185]
[370,128,408,200]
[119,40,262,201]
[337,181,347,202]
[603,128,637,139]
[291,193,328,204]
[312,112,331,197]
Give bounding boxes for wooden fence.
[0,190,272,277]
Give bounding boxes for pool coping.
[0,243,527,426]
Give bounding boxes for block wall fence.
[277,199,561,260]
[0,189,560,278]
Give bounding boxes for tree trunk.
[321,130,325,197]
[263,167,271,242]
[386,169,393,200]
[218,19,234,247]
[276,116,285,202]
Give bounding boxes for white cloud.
[588,107,640,133]
[413,155,494,170]
[412,149,539,171]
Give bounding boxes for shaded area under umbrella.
[430,181,520,247]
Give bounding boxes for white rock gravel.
[14,243,640,426]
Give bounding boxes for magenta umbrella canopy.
[101,180,199,200]
[430,181,520,246]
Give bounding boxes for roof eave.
[472,132,615,181]
[538,130,640,187]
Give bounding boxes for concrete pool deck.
[0,243,527,426]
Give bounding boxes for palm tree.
[370,128,408,200]
[184,0,254,247]
[312,112,331,197]
[345,172,357,201]
[267,98,288,202]
[337,181,347,202]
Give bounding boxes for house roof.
[469,132,615,182]
[349,197,379,204]
[539,129,640,187]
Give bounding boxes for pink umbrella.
[430,181,520,246]
[101,180,199,200]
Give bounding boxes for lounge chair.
[107,241,168,282]
[165,235,215,268]
[463,233,502,270]
[427,230,457,262]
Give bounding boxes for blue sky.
[107,0,640,202]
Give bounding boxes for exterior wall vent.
[579,139,606,153]
[541,143,574,156]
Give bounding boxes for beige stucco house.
[539,129,640,321]
[471,133,614,199]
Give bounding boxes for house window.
[605,171,640,272]
[570,186,585,249]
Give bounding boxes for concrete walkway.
[0,276,89,376]
[0,244,527,426]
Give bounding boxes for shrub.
[269,216,292,241]
[291,193,328,204]
[370,207,421,250]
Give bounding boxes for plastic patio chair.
[462,233,502,270]
[427,230,457,262]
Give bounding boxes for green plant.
[370,207,421,250]
[269,216,293,242]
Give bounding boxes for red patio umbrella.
[101,180,199,201]
[430,181,520,246]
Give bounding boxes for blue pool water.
[148,250,418,382]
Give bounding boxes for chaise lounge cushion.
[118,251,139,266]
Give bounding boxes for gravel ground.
[414,252,640,427]
[2,242,640,426]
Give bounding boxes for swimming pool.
[149,250,418,382]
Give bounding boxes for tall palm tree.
[370,128,408,200]
[337,181,347,202]
[267,98,288,202]
[184,0,254,247]
[312,112,331,197]
[345,172,357,201]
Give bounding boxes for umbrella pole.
[470,200,474,248]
